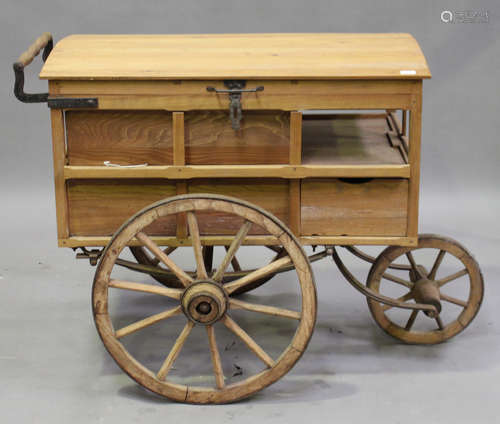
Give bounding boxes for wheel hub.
[412,277,442,318]
[181,281,228,325]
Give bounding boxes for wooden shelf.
[63,163,410,180]
[302,114,407,166]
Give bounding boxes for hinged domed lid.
[40,33,431,80]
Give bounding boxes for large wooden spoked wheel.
[128,245,281,295]
[93,194,316,403]
[366,234,483,344]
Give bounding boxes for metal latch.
[206,80,264,130]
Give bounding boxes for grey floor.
[1,190,499,424]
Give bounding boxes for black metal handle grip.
[13,32,53,103]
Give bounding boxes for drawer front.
[301,178,408,236]
[66,111,173,166]
[185,111,290,165]
[67,180,177,236]
[188,179,289,234]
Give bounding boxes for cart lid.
[40,33,431,80]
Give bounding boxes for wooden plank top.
[40,33,431,80]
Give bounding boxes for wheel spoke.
[109,279,182,299]
[187,212,208,279]
[115,306,182,339]
[405,310,419,331]
[381,291,414,312]
[440,293,468,308]
[151,246,177,266]
[428,250,446,280]
[230,298,301,320]
[136,232,193,287]
[405,251,425,279]
[437,268,468,287]
[206,325,225,389]
[212,221,252,282]
[381,272,413,289]
[157,321,195,380]
[224,255,292,295]
[225,246,242,271]
[222,316,275,368]
[435,316,444,330]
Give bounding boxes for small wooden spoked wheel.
[93,194,316,403]
[129,245,281,294]
[366,234,483,344]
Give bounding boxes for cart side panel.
[187,178,289,234]
[65,110,173,166]
[301,178,408,236]
[66,178,289,238]
[185,111,290,165]
[67,179,177,236]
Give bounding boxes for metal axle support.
[75,247,103,266]
[329,246,438,315]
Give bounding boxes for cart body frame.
[38,34,427,250]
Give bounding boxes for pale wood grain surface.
[63,164,411,179]
[40,33,430,80]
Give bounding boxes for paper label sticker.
[400,70,417,75]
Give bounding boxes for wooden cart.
[14,33,483,403]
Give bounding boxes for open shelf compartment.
[301,112,408,166]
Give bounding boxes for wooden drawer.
[188,179,289,234]
[67,180,177,236]
[66,111,173,165]
[301,178,408,236]
[185,111,290,164]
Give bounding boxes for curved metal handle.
[13,32,53,103]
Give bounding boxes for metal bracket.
[75,247,103,266]
[206,80,264,130]
[47,97,98,109]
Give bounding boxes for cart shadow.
[98,283,493,404]
[116,378,358,405]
